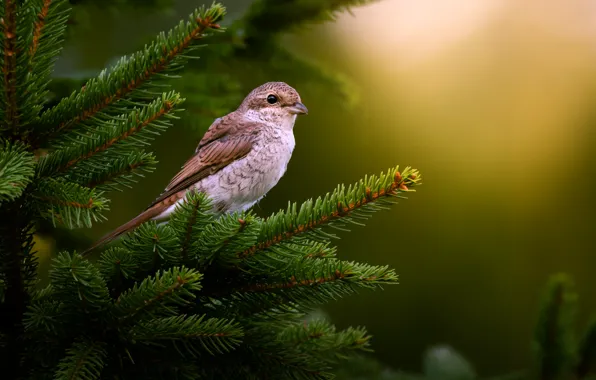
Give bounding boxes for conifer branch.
[64,99,175,171]
[24,298,64,336]
[239,166,420,260]
[82,151,157,191]
[98,247,138,284]
[240,240,339,277]
[38,3,225,145]
[114,267,202,323]
[206,259,397,314]
[122,222,179,271]
[50,252,111,314]
[32,179,109,228]
[18,0,70,131]
[1,0,19,132]
[54,339,107,380]
[37,92,183,178]
[192,211,260,266]
[168,191,214,263]
[127,314,243,356]
[236,260,396,294]
[0,140,36,202]
[277,320,372,359]
[29,0,53,59]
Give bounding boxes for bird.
[84,81,307,253]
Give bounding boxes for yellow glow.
[334,0,504,65]
[330,0,596,214]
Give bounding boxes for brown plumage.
[83,82,307,254]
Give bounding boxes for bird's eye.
[266,94,278,104]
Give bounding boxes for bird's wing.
[146,116,259,209]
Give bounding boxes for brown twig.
[2,0,19,131]
[29,0,52,60]
[40,197,94,209]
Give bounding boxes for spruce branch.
[239,320,372,379]
[238,259,396,294]
[0,0,19,132]
[37,3,226,146]
[191,211,261,267]
[80,151,158,191]
[36,91,183,178]
[53,339,107,380]
[127,314,243,356]
[98,247,138,283]
[167,191,214,264]
[207,259,397,314]
[239,166,420,260]
[230,320,342,380]
[29,0,53,58]
[49,252,111,314]
[113,266,202,323]
[24,298,64,337]
[0,140,36,202]
[241,239,339,277]
[534,274,578,380]
[19,0,70,131]
[122,222,179,271]
[276,319,371,359]
[32,178,109,228]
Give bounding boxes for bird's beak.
[286,102,308,115]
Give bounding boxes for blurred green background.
[38,0,596,377]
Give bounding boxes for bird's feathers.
[82,114,259,255]
[148,115,258,208]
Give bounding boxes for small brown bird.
[85,82,307,253]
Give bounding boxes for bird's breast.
[196,129,295,213]
[248,129,295,192]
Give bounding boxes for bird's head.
[239,82,308,128]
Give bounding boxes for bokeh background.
[39,0,596,377]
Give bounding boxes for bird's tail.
[81,206,164,256]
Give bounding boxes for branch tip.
[238,167,420,259]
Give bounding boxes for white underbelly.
[153,132,295,219]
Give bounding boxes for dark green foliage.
[19,0,71,132]
[31,178,110,228]
[127,314,243,356]
[54,340,107,380]
[50,252,111,314]
[76,150,158,192]
[19,164,418,379]
[0,140,36,202]
[0,0,424,378]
